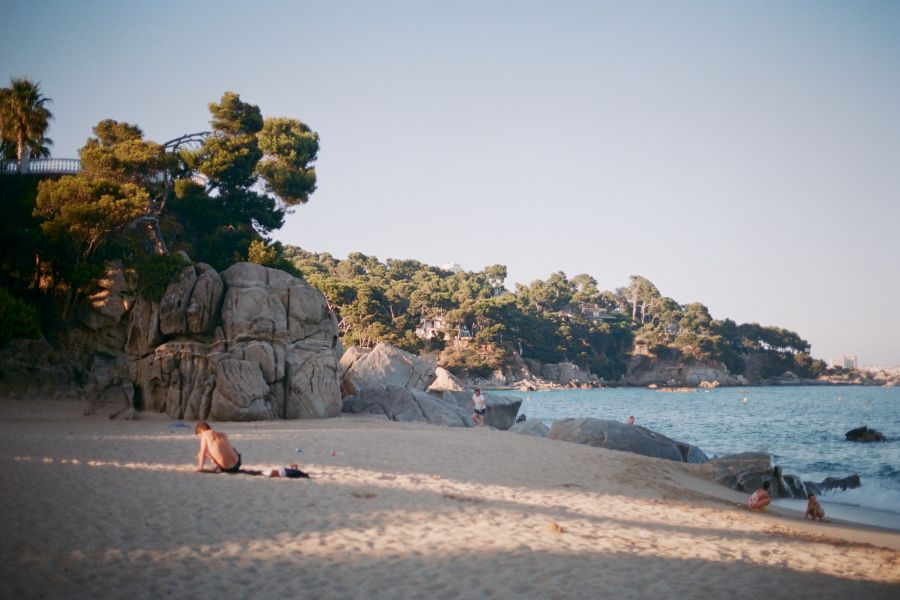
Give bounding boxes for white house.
[415,311,472,340]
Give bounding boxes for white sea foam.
[821,481,900,515]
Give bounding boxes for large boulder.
[548,418,709,463]
[509,419,550,437]
[341,343,437,396]
[700,452,805,497]
[427,366,466,392]
[845,426,886,442]
[804,474,861,497]
[435,390,522,430]
[342,386,472,427]
[540,362,597,386]
[126,263,342,421]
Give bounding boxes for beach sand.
[1,400,898,599]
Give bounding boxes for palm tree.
[0,77,54,168]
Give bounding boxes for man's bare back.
[195,423,240,472]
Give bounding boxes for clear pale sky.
[2,1,899,365]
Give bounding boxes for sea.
[495,385,900,530]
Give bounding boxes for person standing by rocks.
[471,388,486,427]
[627,415,635,425]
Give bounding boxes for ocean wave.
[820,481,900,515]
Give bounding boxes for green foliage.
[440,343,507,378]
[256,117,319,205]
[34,175,148,259]
[132,252,189,302]
[0,287,41,347]
[79,120,164,185]
[0,77,53,161]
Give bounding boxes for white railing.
[0,158,82,175]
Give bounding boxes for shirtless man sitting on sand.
[195,422,241,473]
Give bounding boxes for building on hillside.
[415,311,471,340]
[558,303,617,322]
[829,354,858,369]
[441,262,464,273]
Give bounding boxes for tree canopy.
[0,77,53,162]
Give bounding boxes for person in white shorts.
[471,387,486,427]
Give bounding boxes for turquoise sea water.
[496,386,900,528]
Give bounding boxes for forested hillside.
[0,82,826,383]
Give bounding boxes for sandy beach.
[1,400,898,599]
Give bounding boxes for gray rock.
[813,474,861,492]
[702,453,797,497]
[509,420,550,437]
[125,263,342,421]
[434,390,522,430]
[845,426,886,442]
[159,265,198,336]
[186,263,223,334]
[341,343,437,396]
[548,417,708,463]
[427,366,466,391]
[783,474,808,499]
[342,386,471,427]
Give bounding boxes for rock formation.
[342,385,473,427]
[432,390,522,430]
[701,453,782,495]
[47,261,342,421]
[341,343,437,396]
[509,419,550,437]
[340,344,522,428]
[548,418,709,463]
[845,426,886,442]
[623,355,744,387]
[128,263,342,421]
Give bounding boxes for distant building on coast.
[558,303,617,322]
[415,311,471,341]
[441,262,464,273]
[829,355,858,369]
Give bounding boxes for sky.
[2,0,899,365]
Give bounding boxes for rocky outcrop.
[509,419,550,437]
[623,355,744,387]
[700,453,809,499]
[804,474,862,496]
[427,367,466,392]
[341,343,436,396]
[128,263,342,421]
[845,426,886,442]
[48,261,341,421]
[433,390,522,430]
[548,418,709,463]
[342,386,472,427]
[701,453,778,494]
[540,362,599,386]
[339,344,522,428]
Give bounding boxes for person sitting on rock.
[748,481,771,511]
[627,415,635,425]
[471,388,486,427]
[195,422,241,473]
[804,494,825,521]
